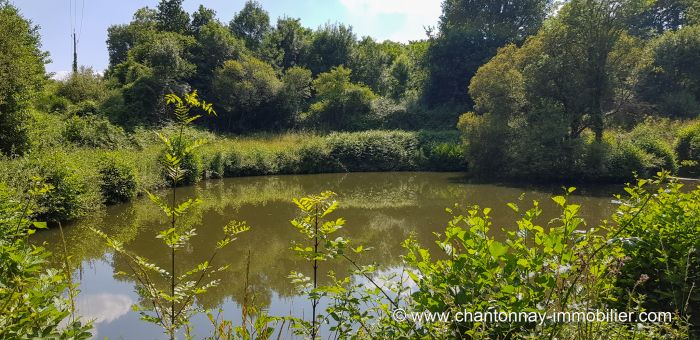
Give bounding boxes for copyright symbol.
[392,308,407,322]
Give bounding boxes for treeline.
[79,0,432,132]
[458,0,700,180]
[3,0,700,182]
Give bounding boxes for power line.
[77,0,84,43]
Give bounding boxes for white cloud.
[338,0,441,42]
[76,293,133,324]
[51,71,72,81]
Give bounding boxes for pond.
[33,172,620,339]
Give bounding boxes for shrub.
[296,141,337,174]
[458,112,511,177]
[605,138,649,180]
[633,138,677,173]
[35,93,71,113]
[614,176,700,332]
[420,142,465,171]
[326,130,419,171]
[63,114,132,149]
[30,154,88,223]
[56,67,108,104]
[0,182,92,338]
[160,136,204,186]
[207,151,225,179]
[676,122,700,176]
[68,100,100,117]
[98,156,137,205]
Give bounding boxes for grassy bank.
[0,110,463,222]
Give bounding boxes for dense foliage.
[278,176,694,338]
[1,0,700,337]
[459,0,700,180]
[0,1,46,155]
[0,181,91,338]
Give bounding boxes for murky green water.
[33,172,619,339]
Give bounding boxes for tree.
[423,0,552,107]
[626,0,696,37]
[348,37,393,93]
[106,7,158,69]
[212,56,282,131]
[461,0,648,177]
[535,0,639,141]
[57,66,108,103]
[637,24,700,117]
[191,5,216,35]
[0,2,46,155]
[307,66,377,130]
[260,17,312,70]
[305,23,356,75]
[190,21,246,97]
[156,0,190,34]
[385,54,411,100]
[279,66,312,127]
[229,0,271,51]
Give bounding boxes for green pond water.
[33,172,619,339]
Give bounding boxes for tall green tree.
[626,0,697,37]
[229,0,271,51]
[212,56,282,131]
[424,0,552,107]
[191,5,216,35]
[190,21,246,98]
[307,66,377,130]
[462,0,648,177]
[106,7,158,70]
[0,1,46,155]
[348,37,393,93]
[637,24,700,117]
[537,0,640,141]
[260,17,312,70]
[305,23,356,75]
[155,0,190,34]
[279,66,312,127]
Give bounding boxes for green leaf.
[489,241,509,258]
[552,196,566,207]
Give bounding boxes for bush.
[420,142,465,171]
[397,182,688,338]
[605,138,649,180]
[63,114,132,149]
[326,130,419,171]
[206,151,225,179]
[0,183,92,338]
[56,67,108,104]
[614,176,700,331]
[628,119,678,173]
[30,154,89,222]
[98,156,137,205]
[676,122,700,176]
[68,100,100,117]
[35,92,71,114]
[160,136,204,186]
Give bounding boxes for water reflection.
[33,172,618,339]
[77,293,133,324]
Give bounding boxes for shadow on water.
[32,172,620,339]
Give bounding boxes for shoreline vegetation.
[3,110,700,224]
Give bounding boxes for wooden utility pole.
[72,31,78,74]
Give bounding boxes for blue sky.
[12,0,442,76]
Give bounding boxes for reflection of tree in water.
[34,172,619,311]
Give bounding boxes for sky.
[12,0,442,77]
